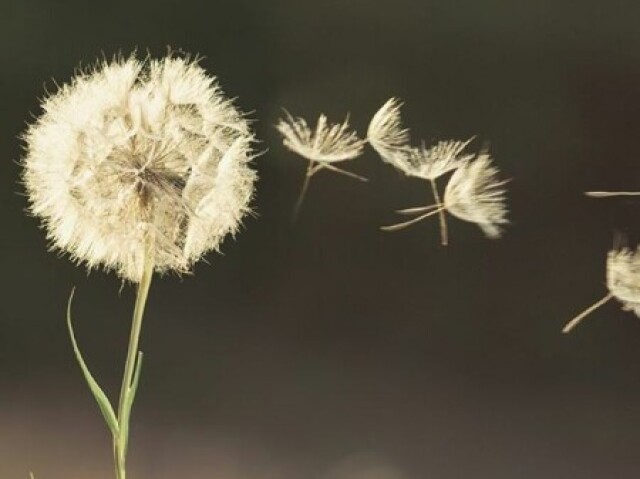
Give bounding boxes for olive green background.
[3,0,640,478]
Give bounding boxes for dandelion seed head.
[367,98,410,165]
[444,152,508,238]
[607,248,640,316]
[276,112,365,163]
[22,54,257,282]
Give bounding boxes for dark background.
[3,1,640,478]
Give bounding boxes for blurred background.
[3,0,640,478]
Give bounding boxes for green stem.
[114,246,155,479]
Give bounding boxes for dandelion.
[276,111,366,218]
[367,98,507,243]
[381,151,508,240]
[563,248,640,333]
[24,55,256,282]
[22,53,257,479]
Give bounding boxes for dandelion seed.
[443,152,509,238]
[22,54,257,282]
[401,139,475,181]
[399,140,476,245]
[368,98,489,245]
[563,248,640,333]
[277,111,365,163]
[276,111,366,218]
[367,98,471,181]
[381,149,508,242]
[366,97,410,166]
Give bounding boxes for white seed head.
[398,139,473,180]
[606,248,640,316]
[367,98,410,165]
[444,152,508,238]
[22,55,257,282]
[276,112,365,163]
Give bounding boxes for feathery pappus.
[563,248,640,333]
[367,97,410,166]
[276,111,367,218]
[22,54,257,282]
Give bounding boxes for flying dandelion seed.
[401,139,475,180]
[366,97,410,166]
[381,151,508,240]
[367,98,507,243]
[388,139,476,245]
[276,111,367,218]
[22,53,257,479]
[563,248,640,333]
[443,152,509,238]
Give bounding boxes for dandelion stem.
[293,161,315,221]
[381,207,445,232]
[396,204,441,215]
[114,242,155,479]
[562,292,614,334]
[429,178,448,246]
[322,163,368,182]
[586,191,640,197]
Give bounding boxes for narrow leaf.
[128,351,144,402]
[120,350,144,456]
[66,288,119,436]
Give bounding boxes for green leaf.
[127,351,144,409]
[66,288,119,437]
[120,350,144,456]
